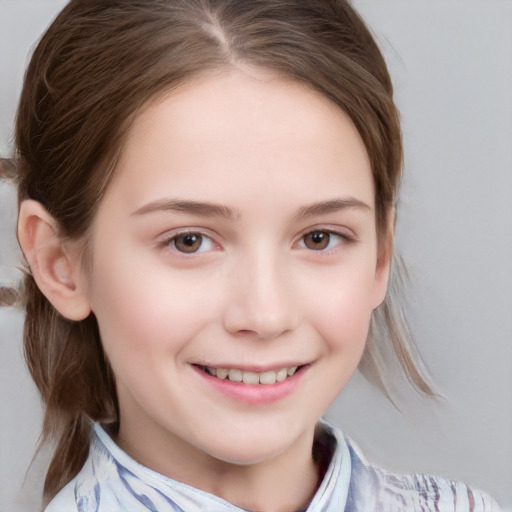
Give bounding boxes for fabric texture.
[45,421,501,512]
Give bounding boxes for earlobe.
[17,200,91,321]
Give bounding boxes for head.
[16,0,430,503]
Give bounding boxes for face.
[84,69,390,473]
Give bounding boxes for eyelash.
[161,230,218,255]
[295,227,356,252]
[160,226,355,256]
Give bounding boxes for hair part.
[16,0,432,504]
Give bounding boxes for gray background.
[1,1,511,511]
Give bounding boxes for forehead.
[104,68,374,213]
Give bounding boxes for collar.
[85,419,352,512]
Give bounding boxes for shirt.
[45,421,501,512]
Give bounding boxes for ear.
[372,209,395,309]
[17,200,91,321]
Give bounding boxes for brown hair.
[15,0,431,504]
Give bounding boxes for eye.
[299,230,347,251]
[167,232,215,254]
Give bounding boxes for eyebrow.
[293,198,372,220]
[132,197,370,220]
[132,199,239,219]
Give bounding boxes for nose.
[222,251,299,340]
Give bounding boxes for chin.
[208,443,287,467]
[196,424,307,467]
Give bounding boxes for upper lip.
[192,362,309,372]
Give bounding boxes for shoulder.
[343,434,502,512]
[44,423,121,512]
[43,480,77,512]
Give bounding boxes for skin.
[19,68,392,512]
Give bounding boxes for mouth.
[196,365,302,385]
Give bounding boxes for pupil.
[183,234,197,246]
[311,232,325,244]
[175,233,202,253]
[305,231,329,250]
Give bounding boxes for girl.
[14,1,501,511]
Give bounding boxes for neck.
[115,421,321,512]
[202,447,320,512]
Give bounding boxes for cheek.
[87,243,222,370]
[303,263,377,352]
[292,265,377,415]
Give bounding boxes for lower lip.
[192,366,308,405]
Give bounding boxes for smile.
[198,365,299,385]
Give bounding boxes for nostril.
[222,276,299,339]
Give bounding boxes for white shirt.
[45,421,500,512]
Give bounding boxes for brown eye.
[173,233,204,253]
[303,231,331,250]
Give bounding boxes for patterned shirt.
[45,421,501,512]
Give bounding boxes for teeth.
[216,368,228,379]
[259,370,277,385]
[228,369,243,382]
[242,371,259,385]
[276,368,288,382]
[202,365,300,385]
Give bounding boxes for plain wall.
[1,1,511,510]
[330,3,512,510]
